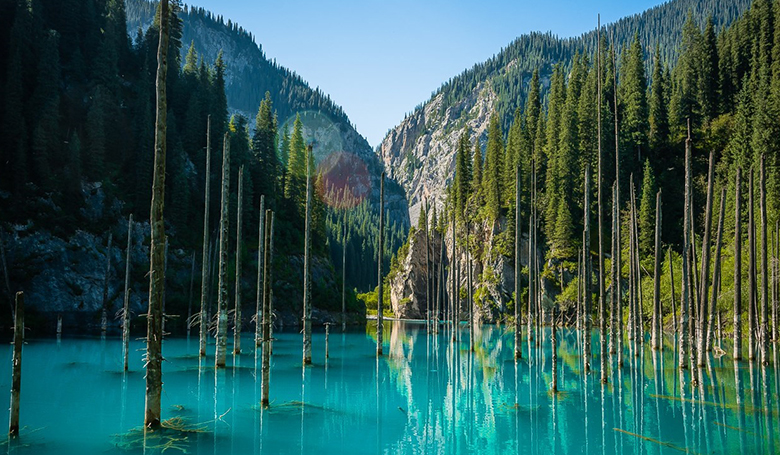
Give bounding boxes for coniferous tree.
[483,113,504,221]
[649,44,669,152]
[638,159,656,256]
[620,33,649,169]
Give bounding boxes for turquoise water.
[0,321,778,454]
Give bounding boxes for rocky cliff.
[389,216,540,324]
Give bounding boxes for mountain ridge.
[381,0,752,222]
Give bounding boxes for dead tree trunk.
[759,154,769,365]
[425,198,431,333]
[215,133,231,369]
[696,150,715,367]
[261,210,274,406]
[606,181,617,381]
[199,116,212,357]
[734,168,743,360]
[144,0,169,428]
[669,247,677,334]
[234,166,244,355]
[9,292,23,437]
[652,190,662,350]
[0,232,12,316]
[255,196,265,347]
[515,165,522,360]
[551,306,558,393]
[101,233,113,333]
[774,220,778,343]
[186,251,195,337]
[749,167,756,361]
[342,214,347,329]
[377,172,385,356]
[583,164,592,370]
[628,175,636,345]
[679,124,692,370]
[596,13,606,381]
[706,188,725,353]
[303,146,313,365]
[123,214,134,371]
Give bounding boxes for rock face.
[389,227,443,319]
[0,184,363,334]
[378,82,496,223]
[389,215,537,324]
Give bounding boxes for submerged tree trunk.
[199,116,212,357]
[342,215,347,329]
[425,198,431,333]
[669,247,677,334]
[774,220,779,343]
[9,292,23,437]
[215,133,231,369]
[706,188,726,353]
[606,182,617,382]
[377,173,385,356]
[679,125,691,371]
[696,151,715,367]
[234,166,244,355]
[144,0,169,428]
[748,168,756,361]
[101,233,113,333]
[595,14,606,381]
[261,210,274,406]
[303,147,313,365]
[583,164,592,371]
[255,196,265,347]
[612,34,622,369]
[186,251,195,338]
[734,168,743,360]
[551,306,558,393]
[123,214,134,371]
[759,154,769,365]
[652,191,662,350]
[515,166,522,360]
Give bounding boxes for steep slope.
[380,0,751,221]
[126,0,410,291]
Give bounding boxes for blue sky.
[191,0,665,146]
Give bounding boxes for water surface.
[0,322,777,454]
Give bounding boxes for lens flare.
[317,151,371,209]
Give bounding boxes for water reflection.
[0,326,778,454]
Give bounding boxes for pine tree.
[638,159,656,256]
[649,44,669,152]
[483,113,504,221]
[471,139,483,199]
[699,16,719,123]
[454,129,472,217]
[286,113,306,208]
[620,32,649,169]
[252,92,278,203]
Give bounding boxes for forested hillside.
[0,0,402,330]
[126,0,409,292]
[388,0,780,328]
[379,0,752,222]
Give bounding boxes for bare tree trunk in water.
[101,233,113,333]
[706,189,725,353]
[123,214,134,371]
[234,166,244,355]
[759,154,769,365]
[696,150,715,367]
[749,168,756,361]
[669,248,677,335]
[342,215,347,329]
[144,0,169,428]
[734,169,743,360]
[261,210,274,406]
[611,33,622,369]
[215,133,231,369]
[515,166,522,360]
[679,123,691,371]
[186,251,195,337]
[303,147,313,365]
[583,164,592,371]
[551,306,558,393]
[652,191,662,350]
[255,196,265,347]
[606,182,617,382]
[595,13,606,381]
[199,116,212,357]
[377,173,385,356]
[8,292,23,437]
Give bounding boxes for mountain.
[126,0,411,291]
[379,0,752,221]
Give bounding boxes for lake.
[0,321,777,454]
